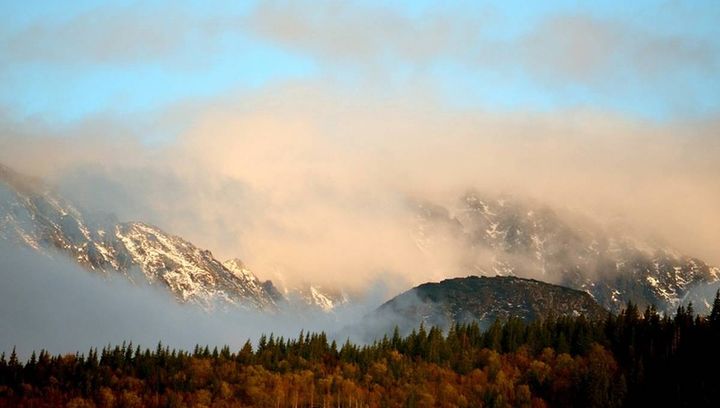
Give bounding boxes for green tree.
[710,290,720,326]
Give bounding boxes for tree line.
[2,292,720,407]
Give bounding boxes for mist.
[1,1,718,294]
[0,241,386,359]
[1,85,719,294]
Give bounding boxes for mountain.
[357,275,607,338]
[5,161,716,316]
[285,284,349,312]
[414,193,720,313]
[0,163,281,309]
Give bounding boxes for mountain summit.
[354,275,608,340]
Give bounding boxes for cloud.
[1,83,719,293]
[1,1,717,123]
[245,0,489,65]
[0,3,228,66]
[5,1,716,88]
[244,1,719,102]
[0,241,383,358]
[521,14,718,85]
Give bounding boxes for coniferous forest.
[2,295,720,408]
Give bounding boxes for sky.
[1,0,719,290]
[1,0,719,123]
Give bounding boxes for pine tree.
[8,347,18,368]
[710,290,720,326]
[390,325,402,350]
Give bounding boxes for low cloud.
[0,241,383,358]
[1,84,719,292]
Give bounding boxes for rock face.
[365,275,607,337]
[414,193,719,313]
[0,164,279,309]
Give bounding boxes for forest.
[2,293,720,408]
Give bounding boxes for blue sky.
[1,0,719,125]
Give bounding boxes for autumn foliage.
[2,296,720,407]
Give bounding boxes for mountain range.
[0,163,343,311]
[414,193,720,313]
[2,163,718,328]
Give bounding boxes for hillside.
[357,275,607,339]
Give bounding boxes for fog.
[0,241,386,359]
[1,86,719,294]
[1,1,718,294]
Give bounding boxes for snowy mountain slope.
[0,164,279,309]
[414,192,720,313]
[113,224,278,309]
[0,164,124,272]
[284,284,349,312]
[222,258,272,301]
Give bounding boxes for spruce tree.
[8,347,18,368]
[710,290,720,326]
